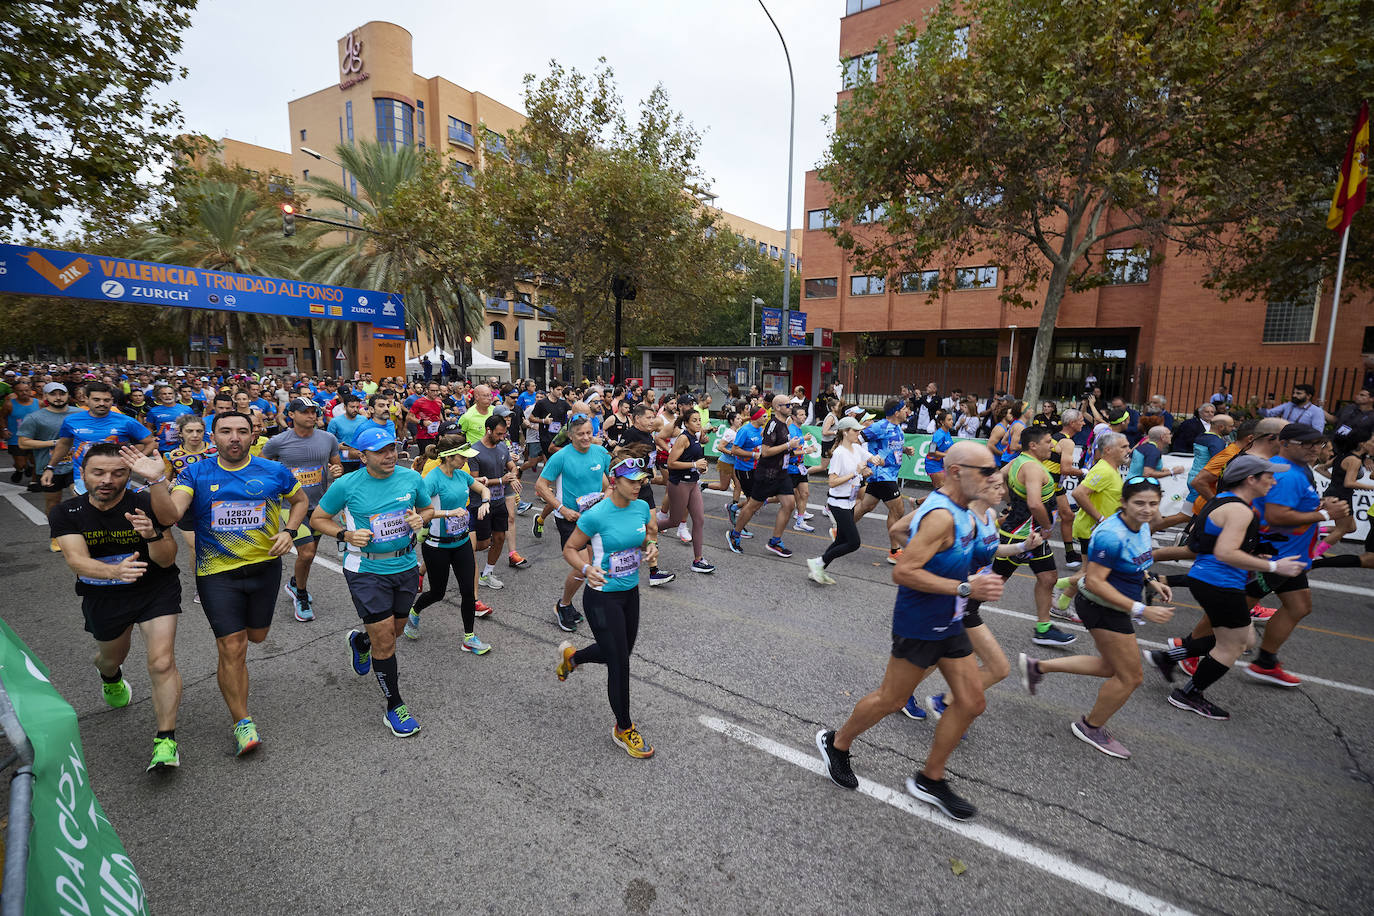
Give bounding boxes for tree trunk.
[1020,260,1071,407]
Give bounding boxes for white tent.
[405,345,510,379]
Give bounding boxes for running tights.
[415,541,477,632]
[666,480,705,559]
[573,587,641,730]
[822,503,862,567]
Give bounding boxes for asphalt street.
[2,461,1371,915]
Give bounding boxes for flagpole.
[1320,222,1352,403]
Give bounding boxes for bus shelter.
[636,345,840,402]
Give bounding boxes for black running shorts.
[890,630,973,668]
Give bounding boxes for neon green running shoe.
[234,717,261,757]
[102,677,131,709]
[147,737,180,771]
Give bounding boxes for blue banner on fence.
[0,243,405,329]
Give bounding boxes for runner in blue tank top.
[815,441,1005,821]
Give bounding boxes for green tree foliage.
[0,0,195,235]
[820,0,1374,404]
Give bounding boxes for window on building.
[453,161,475,187]
[416,100,425,148]
[850,275,885,296]
[938,337,998,357]
[1104,248,1150,285]
[490,321,507,340]
[514,324,521,341]
[769,245,779,259]
[375,99,414,150]
[345,101,354,142]
[448,117,474,147]
[899,270,940,293]
[759,241,768,255]
[846,0,880,14]
[484,128,507,157]
[299,129,307,141]
[807,208,835,230]
[953,25,970,58]
[843,52,878,89]
[1263,291,1318,344]
[856,203,888,224]
[805,277,838,299]
[954,266,998,290]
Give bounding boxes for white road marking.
[699,715,1199,916]
[0,481,50,525]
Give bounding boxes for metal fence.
[1138,363,1364,412]
[844,357,998,407]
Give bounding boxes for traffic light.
[281,203,296,237]
[462,334,473,368]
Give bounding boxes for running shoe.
[1143,647,1177,683]
[479,572,504,589]
[1249,605,1276,624]
[801,511,815,521]
[726,530,742,554]
[532,515,544,538]
[1063,550,1082,570]
[556,641,577,680]
[461,634,491,655]
[1167,687,1230,720]
[474,600,493,618]
[1031,625,1077,647]
[1071,718,1131,759]
[9,469,21,483]
[147,736,180,771]
[677,523,692,544]
[508,551,531,569]
[516,501,532,515]
[1018,653,1043,695]
[284,577,315,623]
[1049,603,1082,624]
[901,696,928,720]
[767,538,793,558]
[806,557,835,585]
[887,548,902,565]
[1245,661,1300,687]
[925,693,948,720]
[612,723,654,759]
[792,517,816,533]
[648,569,675,586]
[739,527,754,539]
[555,602,579,633]
[727,501,740,527]
[102,677,132,709]
[383,704,422,737]
[1051,578,1075,614]
[815,729,858,789]
[906,772,976,820]
[347,630,371,676]
[691,559,716,574]
[403,609,421,640]
[234,717,261,756]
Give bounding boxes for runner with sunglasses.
[555,442,659,759]
[1018,477,1176,757]
[536,414,612,632]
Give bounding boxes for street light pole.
[751,296,762,386]
[757,0,796,317]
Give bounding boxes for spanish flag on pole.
[1327,101,1369,234]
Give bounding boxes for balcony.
[448,125,475,148]
[512,300,535,317]
[485,296,509,314]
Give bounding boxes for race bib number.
[368,509,411,542]
[78,553,136,586]
[211,500,267,532]
[425,421,440,435]
[608,547,642,579]
[488,482,505,499]
[291,465,323,487]
[575,492,604,512]
[444,510,469,537]
[548,421,562,434]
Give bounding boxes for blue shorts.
[343,568,420,624]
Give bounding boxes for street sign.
[334,348,346,360]
[538,329,566,344]
[539,345,565,358]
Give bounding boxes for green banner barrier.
[700,425,989,483]
[0,618,148,916]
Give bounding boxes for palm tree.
[134,180,317,364]
[299,140,482,355]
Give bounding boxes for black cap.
[1279,423,1325,443]
[437,420,462,437]
[286,397,318,413]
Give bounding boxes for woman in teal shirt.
[556,442,658,759]
[406,435,491,652]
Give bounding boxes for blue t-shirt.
[60,410,152,494]
[1086,513,1154,601]
[6,398,39,444]
[733,423,763,472]
[251,397,277,418]
[423,465,476,546]
[173,457,301,576]
[926,427,953,473]
[147,403,195,452]
[785,422,805,473]
[577,496,651,592]
[971,506,999,569]
[316,467,429,574]
[1128,442,1162,479]
[892,491,978,639]
[862,419,905,482]
[1253,457,1319,562]
[1189,493,1254,590]
[517,391,538,413]
[1186,433,1226,499]
[539,443,611,511]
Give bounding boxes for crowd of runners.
[2,361,1367,821]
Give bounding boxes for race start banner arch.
[0,243,406,372]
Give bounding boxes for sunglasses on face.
[951,464,998,477]
[1125,476,1160,485]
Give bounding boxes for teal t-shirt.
[576,497,650,593]
[539,443,610,512]
[423,465,475,547]
[316,466,429,574]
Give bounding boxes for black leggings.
[573,587,641,730]
[822,502,862,567]
[415,540,477,632]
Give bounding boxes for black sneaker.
[906,772,977,820]
[555,603,578,633]
[1167,687,1230,721]
[1143,648,1177,683]
[815,729,858,789]
[1063,550,1082,569]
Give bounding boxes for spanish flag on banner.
[1327,100,1369,234]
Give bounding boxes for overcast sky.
[166,0,849,232]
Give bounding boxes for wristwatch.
[336,530,350,546]
[956,581,972,598]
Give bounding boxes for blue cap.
[352,425,398,452]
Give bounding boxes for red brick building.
[802,0,1371,406]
